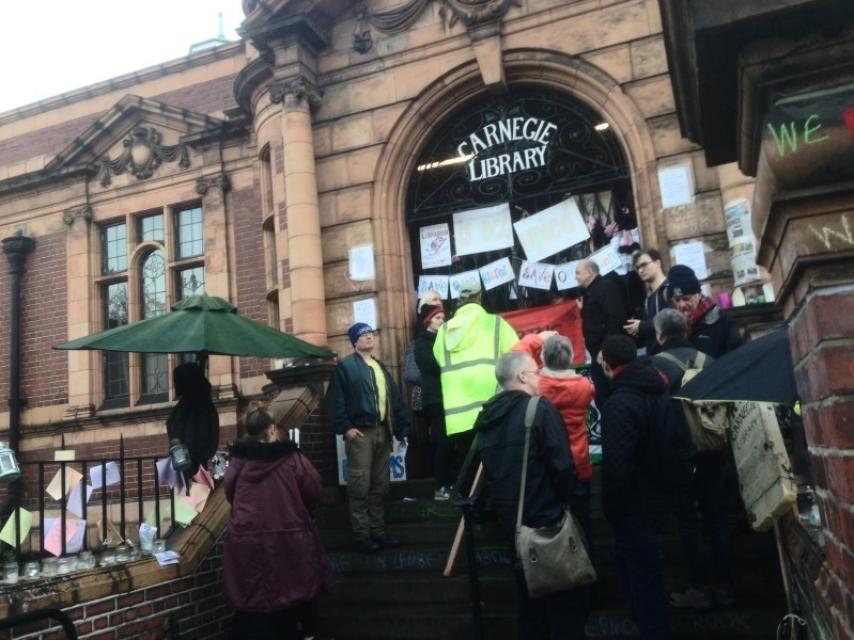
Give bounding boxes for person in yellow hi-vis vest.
[433,277,518,477]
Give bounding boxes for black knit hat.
[668,264,701,297]
[418,303,444,328]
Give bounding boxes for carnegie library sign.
[457,117,558,181]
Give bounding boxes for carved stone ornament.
[62,205,93,227]
[97,127,191,187]
[196,173,231,196]
[356,0,518,37]
[440,0,520,28]
[269,76,323,111]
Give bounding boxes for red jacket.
[223,440,333,612]
[512,334,595,481]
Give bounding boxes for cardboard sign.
[729,402,797,532]
[417,275,450,300]
[517,261,554,290]
[554,261,579,291]
[453,204,514,256]
[336,436,407,486]
[449,270,480,300]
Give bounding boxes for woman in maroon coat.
[224,409,333,640]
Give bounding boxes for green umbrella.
[55,294,334,359]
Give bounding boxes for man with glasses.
[624,249,669,354]
[326,322,410,554]
[474,352,588,639]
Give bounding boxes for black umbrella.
[676,329,798,405]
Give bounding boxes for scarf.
[687,295,717,335]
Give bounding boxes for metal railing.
[1,436,180,562]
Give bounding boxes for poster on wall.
[449,269,481,299]
[725,199,754,247]
[336,436,407,486]
[673,242,708,279]
[349,244,375,281]
[479,257,515,290]
[419,223,452,269]
[554,261,580,291]
[517,261,555,290]
[512,197,589,262]
[658,162,694,208]
[731,240,761,287]
[353,298,378,328]
[417,275,450,300]
[453,203,514,256]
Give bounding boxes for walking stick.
[443,463,483,577]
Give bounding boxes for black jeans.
[670,460,710,588]
[612,513,671,640]
[695,451,732,584]
[426,404,453,489]
[514,567,589,639]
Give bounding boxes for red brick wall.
[789,286,854,640]
[231,182,269,380]
[0,113,100,167]
[0,232,67,412]
[2,541,230,640]
[152,75,238,114]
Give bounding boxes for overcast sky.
[0,0,245,114]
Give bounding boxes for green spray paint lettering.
[766,114,830,157]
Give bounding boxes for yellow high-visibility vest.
[433,304,519,436]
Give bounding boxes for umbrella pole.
[197,353,209,378]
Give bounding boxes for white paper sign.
[419,223,452,269]
[673,242,708,279]
[417,275,449,300]
[449,270,481,300]
[590,243,622,276]
[353,298,378,329]
[725,199,754,247]
[336,435,407,486]
[513,198,589,262]
[658,163,694,208]
[89,462,121,490]
[348,244,375,281]
[518,261,555,290]
[46,467,82,501]
[67,484,94,518]
[453,204,514,256]
[479,257,515,291]
[44,518,86,556]
[554,261,579,290]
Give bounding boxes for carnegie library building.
[0,0,852,638]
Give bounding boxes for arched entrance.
[370,49,663,356]
[406,85,634,311]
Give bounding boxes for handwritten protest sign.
[513,198,588,262]
[336,436,407,486]
[417,275,449,300]
[44,518,83,557]
[419,223,452,268]
[554,261,579,290]
[518,261,554,290]
[453,204,514,256]
[448,270,480,299]
[479,257,515,290]
[589,243,622,275]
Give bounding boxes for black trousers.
[230,599,317,640]
[514,567,589,639]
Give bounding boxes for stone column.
[63,205,96,417]
[196,173,237,397]
[271,77,327,347]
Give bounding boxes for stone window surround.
[94,203,206,410]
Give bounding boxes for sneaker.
[669,586,713,609]
[434,487,450,501]
[711,585,736,607]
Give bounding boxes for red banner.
[500,301,586,365]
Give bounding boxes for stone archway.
[371,48,663,363]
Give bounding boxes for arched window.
[140,249,168,401]
[407,87,636,311]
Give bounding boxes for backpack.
[656,351,729,453]
[402,341,422,385]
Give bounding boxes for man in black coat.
[651,308,736,608]
[599,335,671,640]
[474,351,588,639]
[575,259,629,406]
[668,265,743,358]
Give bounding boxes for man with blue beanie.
[326,322,410,554]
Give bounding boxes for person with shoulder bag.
[474,352,592,639]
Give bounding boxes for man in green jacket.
[326,322,410,554]
[433,278,518,476]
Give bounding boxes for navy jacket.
[325,353,410,439]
